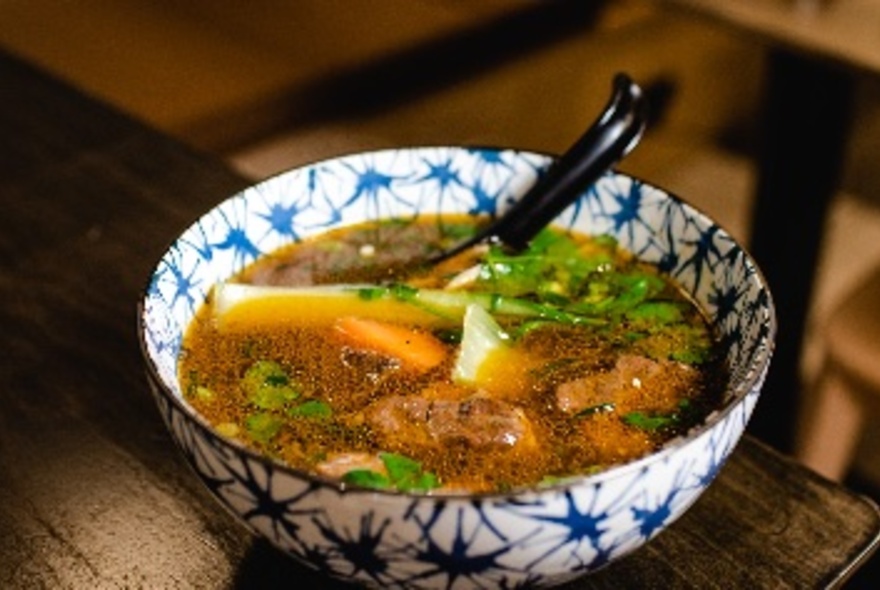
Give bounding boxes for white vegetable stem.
[212,282,542,327]
[453,303,510,385]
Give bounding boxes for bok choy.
[453,304,510,385]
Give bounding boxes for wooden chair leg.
[795,366,865,482]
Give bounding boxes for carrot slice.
[335,316,447,372]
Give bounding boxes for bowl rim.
[138,144,777,500]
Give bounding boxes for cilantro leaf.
[245,412,283,444]
[288,399,332,419]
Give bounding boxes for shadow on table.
[234,539,356,589]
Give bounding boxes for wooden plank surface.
[0,49,878,589]
[658,0,880,76]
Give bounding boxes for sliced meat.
[247,259,316,286]
[556,368,618,414]
[367,394,435,446]
[366,393,535,450]
[556,354,699,415]
[245,222,445,287]
[426,397,534,448]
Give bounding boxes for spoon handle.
[434,73,647,262]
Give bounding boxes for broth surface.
[180,216,726,494]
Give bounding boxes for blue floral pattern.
[140,147,775,588]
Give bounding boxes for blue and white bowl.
[139,147,775,588]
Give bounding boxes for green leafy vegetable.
[568,272,667,317]
[622,400,699,431]
[214,282,606,328]
[453,304,509,385]
[625,301,685,324]
[288,399,332,419]
[242,360,300,410]
[477,229,616,300]
[342,452,440,492]
[380,452,440,492]
[342,469,391,489]
[243,360,289,389]
[622,411,675,431]
[245,412,283,444]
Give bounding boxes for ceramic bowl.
[139,146,775,588]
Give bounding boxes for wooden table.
[658,0,880,453]
[1,49,878,589]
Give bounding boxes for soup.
[179,216,726,494]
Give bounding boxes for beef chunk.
[367,393,534,450]
[556,354,699,415]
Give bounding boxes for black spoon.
[431,73,648,264]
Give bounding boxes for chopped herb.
[243,360,288,389]
[389,283,419,302]
[512,319,556,339]
[245,412,283,444]
[288,399,332,419]
[379,452,440,492]
[625,301,685,324]
[341,452,440,492]
[622,400,699,431]
[251,385,299,410]
[242,360,300,410]
[342,469,392,489]
[622,411,675,431]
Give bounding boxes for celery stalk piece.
[212,282,454,329]
[213,282,366,316]
[211,282,548,331]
